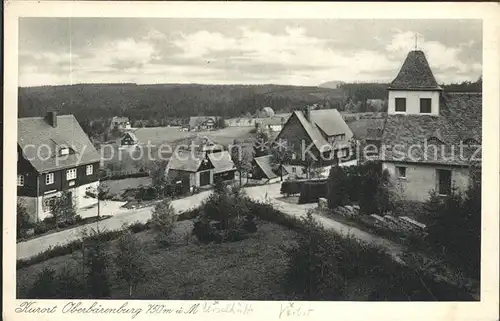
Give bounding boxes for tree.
[85,228,111,298]
[254,131,270,157]
[49,191,77,229]
[150,199,177,246]
[270,139,293,182]
[17,201,33,239]
[114,230,148,297]
[326,166,350,209]
[230,143,255,186]
[425,178,481,279]
[215,117,227,129]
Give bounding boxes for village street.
[17,183,402,261]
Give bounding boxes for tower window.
[395,98,406,112]
[420,98,432,113]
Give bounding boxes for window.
[396,166,406,179]
[66,168,77,180]
[17,175,24,186]
[395,98,406,112]
[437,169,452,195]
[420,98,432,113]
[86,165,93,175]
[45,173,54,185]
[59,147,69,156]
[292,167,296,173]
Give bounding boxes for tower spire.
[414,34,418,50]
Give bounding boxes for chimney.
[46,111,57,127]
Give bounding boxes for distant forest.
[18,78,482,138]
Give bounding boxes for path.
[17,183,402,262]
[16,190,212,260]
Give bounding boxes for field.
[17,219,299,300]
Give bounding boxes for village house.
[379,50,482,202]
[17,112,101,222]
[116,126,192,149]
[110,116,131,131]
[275,107,357,179]
[189,116,219,131]
[256,116,288,134]
[164,149,236,188]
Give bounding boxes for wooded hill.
[18,84,345,123]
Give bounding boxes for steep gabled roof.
[189,116,218,129]
[18,115,101,173]
[253,155,279,179]
[293,111,331,152]
[310,109,353,140]
[167,150,207,172]
[208,151,235,174]
[380,92,482,166]
[388,50,442,91]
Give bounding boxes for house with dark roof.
[189,116,219,131]
[110,116,131,131]
[18,112,101,221]
[380,50,482,201]
[164,150,236,188]
[275,106,357,179]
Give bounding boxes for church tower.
[387,50,442,116]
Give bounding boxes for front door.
[199,171,211,186]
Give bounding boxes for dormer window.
[427,137,444,145]
[462,138,479,146]
[395,98,406,112]
[59,147,69,156]
[420,98,432,113]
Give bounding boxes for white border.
[4,2,499,321]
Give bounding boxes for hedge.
[281,179,327,197]
[17,222,150,269]
[298,181,328,204]
[100,171,150,181]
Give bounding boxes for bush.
[298,181,328,204]
[242,214,258,233]
[282,212,474,300]
[33,222,51,235]
[17,201,33,239]
[326,166,350,208]
[100,171,149,182]
[150,199,177,246]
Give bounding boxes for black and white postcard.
[3,2,499,321]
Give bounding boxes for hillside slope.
[18,84,346,122]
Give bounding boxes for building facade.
[17,112,101,222]
[380,50,482,202]
[275,107,357,179]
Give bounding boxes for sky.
[18,18,482,87]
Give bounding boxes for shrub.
[151,199,177,246]
[33,222,51,235]
[85,234,111,298]
[326,166,350,208]
[114,231,148,297]
[192,217,215,244]
[298,181,328,204]
[17,201,33,239]
[424,179,481,279]
[27,267,58,298]
[242,214,258,233]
